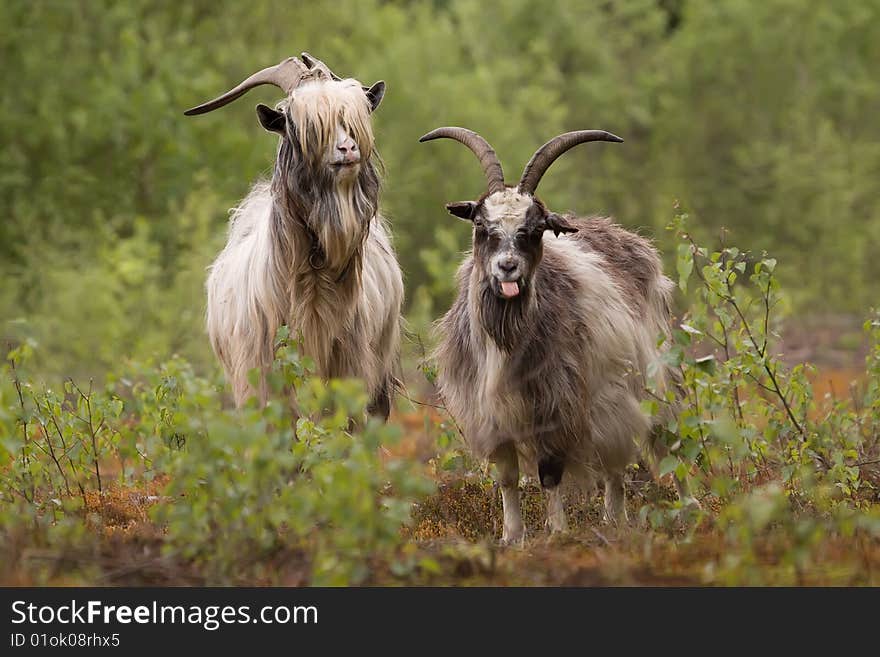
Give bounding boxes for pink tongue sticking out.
[500,281,520,298]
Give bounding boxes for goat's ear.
[446,201,478,222]
[364,81,386,112]
[545,212,578,237]
[256,104,286,135]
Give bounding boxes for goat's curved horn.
[300,51,341,81]
[184,56,310,116]
[419,127,506,195]
[518,130,623,195]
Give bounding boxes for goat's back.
[564,216,666,313]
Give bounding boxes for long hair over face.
[285,78,375,166]
[272,78,383,272]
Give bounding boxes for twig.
[47,410,87,503]
[644,387,673,406]
[35,414,72,497]
[68,378,102,493]
[762,276,772,356]
[688,374,714,476]
[9,355,34,502]
[405,329,467,440]
[397,391,448,413]
[717,312,745,427]
[689,239,809,441]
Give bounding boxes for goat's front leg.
[539,455,568,533]
[492,441,525,545]
[603,472,628,525]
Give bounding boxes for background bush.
[2,0,879,376]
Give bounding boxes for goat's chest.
[289,270,361,374]
[476,342,529,431]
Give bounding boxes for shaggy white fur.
[205,79,403,410]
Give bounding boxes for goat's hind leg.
[492,441,525,545]
[539,455,568,534]
[603,472,628,525]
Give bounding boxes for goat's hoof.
[545,518,569,534]
[500,527,526,547]
[602,512,630,528]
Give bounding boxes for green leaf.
[695,355,717,373]
[675,462,689,482]
[658,455,678,477]
[677,243,693,292]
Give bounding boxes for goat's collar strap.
[308,242,327,270]
[301,220,327,270]
[303,225,361,284]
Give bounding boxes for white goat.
[186,54,403,415]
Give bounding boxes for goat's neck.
[470,270,535,353]
[270,172,376,280]
[269,187,365,375]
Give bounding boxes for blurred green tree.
[1,0,877,377]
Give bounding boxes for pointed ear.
[545,212,578,237]
[446,201,478,222]
[256,104,286,134]
[364,81,386,112]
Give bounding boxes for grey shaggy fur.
[435,196,689,540]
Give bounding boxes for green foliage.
[0,333,434,585]
[3,0,879,377]
[639,207,880,582]
[0,340,126,506]
[153,334,435,584]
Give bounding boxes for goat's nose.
[337,138,358,154]
[498,257,518,274]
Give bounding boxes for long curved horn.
[518,130,623,195]
[184,56,311,116]
[419,127,506,195]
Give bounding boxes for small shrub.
[639,207,880,582]
[0,330,434,585]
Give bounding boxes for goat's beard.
[477,275,531,352]
[328,161,361,183]
[274,139,380,273]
